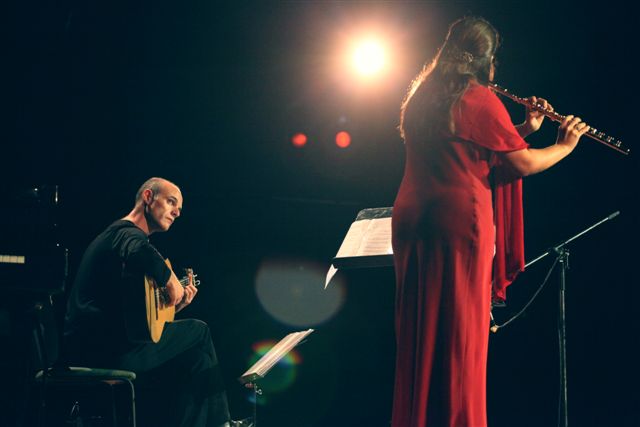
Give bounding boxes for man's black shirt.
[64,220,171,356]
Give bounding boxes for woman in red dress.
[391,17,590,427]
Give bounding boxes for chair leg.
[110,383,118,426]
[109,379,136,427]
[127,379,137,427]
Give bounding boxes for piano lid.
[1,184,63,253]
[0,184,67,295]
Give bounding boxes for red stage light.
[291,133,307,147]
[335,131,351,148]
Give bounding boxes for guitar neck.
[178,269,199,288]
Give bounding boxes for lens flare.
[255,258,346,327]
[244,339,302,404]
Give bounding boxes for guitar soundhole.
[158,288,169,306]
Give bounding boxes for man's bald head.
[135,177,180,205]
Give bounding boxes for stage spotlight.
[291,132,307,147]
[352,39,386,77]
[335,131,351,148]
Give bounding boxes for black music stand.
[531,211,620,427]
[325,207,393,289]
[495,211,620,427]
[238,329,314,427]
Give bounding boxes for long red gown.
[391,82,528,427]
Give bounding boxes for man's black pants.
[65,319,230,427]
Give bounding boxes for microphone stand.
[522,211,620,427]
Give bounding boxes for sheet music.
[357,217,392,256]
[239,329,314,383]
[335,220,368,258]
[335,217,392,258]
[326,208,393,288]
[324,264,338,289]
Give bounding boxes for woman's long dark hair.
[399,17,500,141]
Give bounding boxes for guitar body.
[125,258,196,344]
[144,259,176,343]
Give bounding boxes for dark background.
[2,1,638,426]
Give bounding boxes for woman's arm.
[502,114,590,176]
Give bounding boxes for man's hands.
[165,269,198,313]
[176,282,198,313]
[165,270,185,306]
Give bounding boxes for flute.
[489,83,630,155]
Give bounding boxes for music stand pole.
[556,246,569,427]
[246,382,262,427]
[525,211,620,427]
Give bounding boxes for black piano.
[0,184,68,295]
[0,185,68,427]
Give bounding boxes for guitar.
[125,258,200,343]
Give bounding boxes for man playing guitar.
[63,177,252,427]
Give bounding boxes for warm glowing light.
[335,131,351,148]
[291,133,307,147]
[352,40,385,76]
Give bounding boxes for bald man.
[64,178,252,427]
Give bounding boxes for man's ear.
[143,189,154,205]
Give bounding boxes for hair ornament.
[441,47,475,64]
